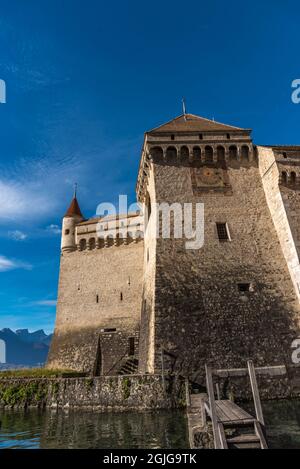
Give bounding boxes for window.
[102,328,117,333]
[205,145,213,163]
[96,294,99,303]
[89,238,96,250]
[79,238,87,250]
[199,134,203,140]
[238,283,251,292]
[216,223,230,241]
[281,171,287,184]
[120,292,123,301]
[65,229,70,235]
[171,134,175,140]
[128,337,135,356]
[193,146,201,160]
[227,133,231,140]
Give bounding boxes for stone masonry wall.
[0,375,185,410]
[139,168,157,374]
[143,153,300,383]
[47,242,143,375]
[258,145,300,301]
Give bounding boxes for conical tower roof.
[64,196,84,218]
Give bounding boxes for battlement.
[74,212,144,252]
[137,114,253,202]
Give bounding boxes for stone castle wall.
[258,146,300,301]
[141,152,300,382]
[0,375,185,410]
[47,241,144,375]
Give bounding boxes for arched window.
[281,171,287,185]
[151,146,163,161]
[217,146,225,165]
[229,145,238,161]
[291,172,297,186]
[89,238,96,250]
[145,192,151,225]
[166,146,177,161]
[180,146,189,160]
[193,146,201,160]
[241,145,249,162]
[205,146,213,163]
[106,235,114,247]
[79,238,87,251]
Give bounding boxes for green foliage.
[0,381,48,407]
[122,377,131,399]
[51,382,60,397]
[0,368,84,379]
[84,378,94,388]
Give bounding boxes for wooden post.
[215,382,221,400]
[205,364,221,449]
[247,360,265,426]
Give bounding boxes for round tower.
[61,189,84,253]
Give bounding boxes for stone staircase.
[117,357,139,375]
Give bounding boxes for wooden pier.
[186,360,286,449]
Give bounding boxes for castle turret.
[61,191,84,253]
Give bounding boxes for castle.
[47,113,300,381]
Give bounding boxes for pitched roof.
[147,113,246,133]
[77,212,140,226]
[64,197,84,218]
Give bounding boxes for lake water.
[0,399,300,449]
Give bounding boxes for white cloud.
[0,153,82,224]
[0,255,32,272]
[32,300,57,307]
[46,224,61,235]
[8,230,27,241]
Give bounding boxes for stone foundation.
[0,374,185,411]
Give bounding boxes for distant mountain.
[0,328,53,368]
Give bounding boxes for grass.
[0,368,86,379]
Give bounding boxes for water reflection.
[1,400,300,449]
[0,409,189,449]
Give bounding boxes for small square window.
[216,223,229,241]
[238,283,251,292]
[102,328,117,333]
[171,134,175,140]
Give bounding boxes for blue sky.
[0,0,299,334]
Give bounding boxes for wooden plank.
[216,400,253,422]
[218,423,228,449]
[254,421,268,449]
[205,365,222,449]
[214,364,286,378]
[216,401,236,421]
[215,403,230,422]
[221,400,253,420]
[248,360,265,426]
[227,434,260,444]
